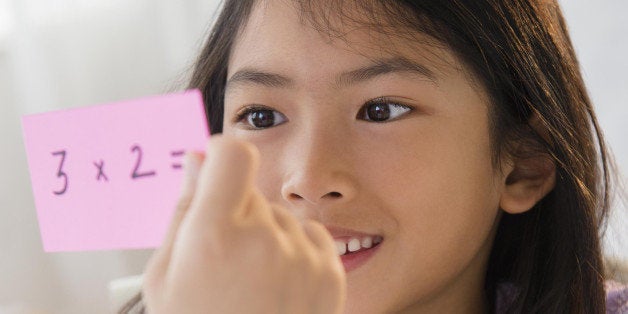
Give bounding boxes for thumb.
[145,151,203,277]
[185,136,260,230]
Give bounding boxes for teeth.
[335,241,347,256]
[361,237,373,249]
[335,236,382,256]
[348,238,361,252]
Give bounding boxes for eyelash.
[358,97,414,122]
[233,105,282,130]
[234,97,414,130]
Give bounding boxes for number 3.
[52,150,68,195]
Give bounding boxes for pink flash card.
[21,89,209,252]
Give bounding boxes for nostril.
[288,192,341,201]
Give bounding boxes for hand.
[142,136,346,314]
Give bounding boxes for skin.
[143,1,556,313]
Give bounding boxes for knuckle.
[236,224,284,259]
[290,247,312,271]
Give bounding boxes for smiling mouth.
[335,235,383,256]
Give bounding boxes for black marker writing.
[170,150,185,169]
[131,144,156,179]
[94,160,109,181]
[50,144,186,197]
[52,150,68,195]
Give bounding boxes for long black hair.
[122,1,612,313]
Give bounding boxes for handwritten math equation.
[50,144,185,196]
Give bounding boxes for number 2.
[131,144,156,179]
[52,150,68,195]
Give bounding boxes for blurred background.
[0,0,626,313]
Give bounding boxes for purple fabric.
[605,281,628,314]
[495,280,628,313]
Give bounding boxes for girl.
[123,0,628,313]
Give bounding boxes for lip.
[340,241,381,272]
[324,225,383,273]
[324,225,381,239]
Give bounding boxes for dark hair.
[122,1,613,313]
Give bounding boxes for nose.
[280,124,357,206]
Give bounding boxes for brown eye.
[366,103,390,121]
[236,106,287,129]
[358,99,412,122]
[249,109,275,128]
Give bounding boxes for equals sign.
[171,150,185,169]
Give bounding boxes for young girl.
[123,0,628,313]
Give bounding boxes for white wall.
[560,1,628,261]
[0,0,220,313]
[0,1,625,313]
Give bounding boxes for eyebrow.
[336,57,438,87]
[225,56,438,92]
[226,70,294,90]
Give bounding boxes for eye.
[235,105,287,129]
[357,97,413,122]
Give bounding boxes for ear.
[499,115,556,214]
[500,155,556,214]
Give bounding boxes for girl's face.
[222,1,507,313]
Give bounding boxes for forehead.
[228,0,464,81]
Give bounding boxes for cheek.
[356,113,502,290]
[357,114,500,213]
[359,127,500,227]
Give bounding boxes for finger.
[269,203,301,234]
[145,152,203,280]
[302,220,346,314]
[302,220,338,258]
[185,136,260,230]
[240,188,277,225]
[162,152,204,253]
